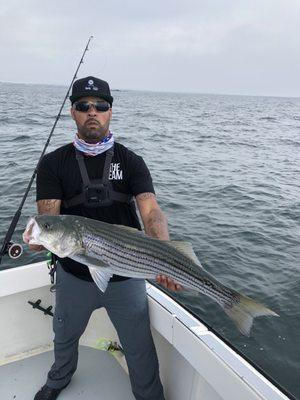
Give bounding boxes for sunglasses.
[74,101,110,112]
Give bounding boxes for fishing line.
[0,36,94,265]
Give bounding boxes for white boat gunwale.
[147,284,295,400]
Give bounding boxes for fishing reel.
[6,242,23,259]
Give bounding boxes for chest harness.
[49,145,133,287]
[63,145,133,209]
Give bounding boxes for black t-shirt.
[36,141,155,281]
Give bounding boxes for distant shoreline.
[0,80,299,100]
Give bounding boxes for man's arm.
[24,199,61,251]
[135,192,169,240]
[135,192,182,291]
[37,199,61,216]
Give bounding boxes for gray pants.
[47,264,165,400]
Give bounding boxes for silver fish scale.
[82,224,238,307]
[84,222,206,276]
[91,237,201,288]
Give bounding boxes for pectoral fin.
[71,253,113,292]
[88,267,113,292]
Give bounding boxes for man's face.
[71,96,112,143]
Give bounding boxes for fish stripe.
[83,233,236,306]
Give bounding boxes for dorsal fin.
[167,241,201,265]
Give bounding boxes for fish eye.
[44,223,51,230]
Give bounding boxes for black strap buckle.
[84,183,112,207]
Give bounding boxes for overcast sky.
[1,0,300,97]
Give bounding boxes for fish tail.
[222,293,279,336]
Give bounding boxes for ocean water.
[0,82,299,398]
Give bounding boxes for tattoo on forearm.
[37,199,61,215]
[145,209,169,240]
[136,192,155,202]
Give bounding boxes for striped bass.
[23,214,278,336]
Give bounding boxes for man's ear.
[70,107,75,120]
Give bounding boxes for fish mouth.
[23,217,42,245]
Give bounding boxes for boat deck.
[0,345,135,400]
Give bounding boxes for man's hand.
[28,244,46,252]
[156,275,183,292]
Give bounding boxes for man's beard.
[77,119,109,143]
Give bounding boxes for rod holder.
[28,299,54,317]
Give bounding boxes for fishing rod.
[0,36,93,265]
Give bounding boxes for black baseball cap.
[69,76,114,106]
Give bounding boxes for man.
[25,76,182,400]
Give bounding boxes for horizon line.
[0,79,299,100]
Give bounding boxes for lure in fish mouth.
[23,214,279,336]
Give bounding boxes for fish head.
[23,215,83,258]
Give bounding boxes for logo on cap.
[85,79,99,91]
